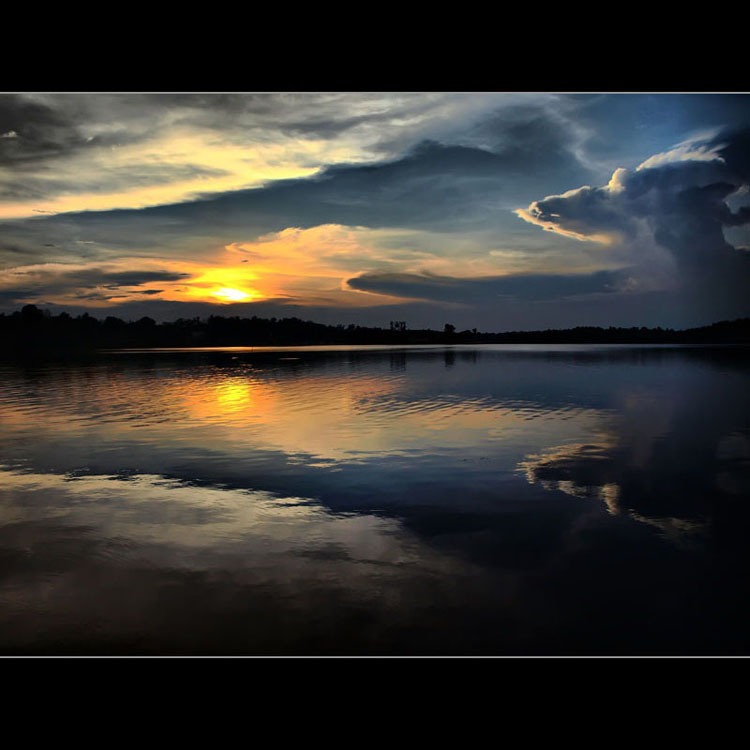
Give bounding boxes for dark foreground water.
[1,344,749,656]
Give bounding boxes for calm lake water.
[1,344,749,655]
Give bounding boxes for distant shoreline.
[103,342,750,353]
[2,305,750,356]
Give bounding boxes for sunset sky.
[1,92,749,329]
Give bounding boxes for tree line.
[2,304,749,355]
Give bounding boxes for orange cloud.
[160,225,435,307]
[2,223,584,310]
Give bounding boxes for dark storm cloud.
[525,128,750,254]
[347,269,625,304]
[519,128,750,320]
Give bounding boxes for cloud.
[0,264,193,306]
[0,219,635,321]
[0,131,590,270]
[0,225,428,309]
[3,96,749,328]
[0,93,574,220]
[98,270,191,287]
[346,269,626,305]
[516,128,750,319]
[0,94,101,166]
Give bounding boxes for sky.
[1,92,749,330]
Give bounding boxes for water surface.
[1,344,749,655]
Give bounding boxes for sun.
[211,287,254,302]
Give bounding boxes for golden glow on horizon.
[156,225,429,308]
[165,265,266,305]
[211,287,255,302]
[0,223,618,311]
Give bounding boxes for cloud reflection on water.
[0,345,749,653]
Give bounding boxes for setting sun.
[211,287,254,302]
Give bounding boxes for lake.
[1,344,749,655]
